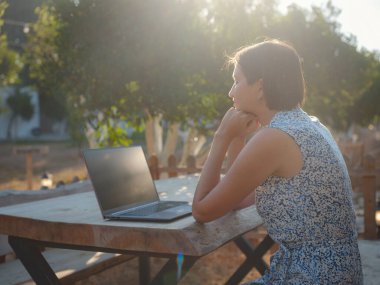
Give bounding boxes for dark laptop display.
[83,147,192,222]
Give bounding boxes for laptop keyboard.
[119,201,182,217]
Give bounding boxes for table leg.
[139,256,150,285]
[149,255,197,285]
[225,234,275,285]
[8,236,198,285]
[8,236,60,285]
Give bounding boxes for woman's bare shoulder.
[246,127,303,177]
[248,126,294,149]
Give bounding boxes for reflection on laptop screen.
[84,147,158,211]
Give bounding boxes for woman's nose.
[228,88,233,98]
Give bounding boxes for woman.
[192,39,363,284]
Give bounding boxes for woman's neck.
[258,109,278,126]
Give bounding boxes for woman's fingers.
[237,111,259,134]
[217,108,259,139]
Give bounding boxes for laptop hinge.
[110,201,159,216]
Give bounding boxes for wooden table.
[0,175,274,285]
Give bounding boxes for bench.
[358,240,380,284]
[0,182,135,284]
[0,248,133,285]
[347,155,379,239]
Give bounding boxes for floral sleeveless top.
[248,108,363,285]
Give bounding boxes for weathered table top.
[0,175,263,257]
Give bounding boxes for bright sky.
[278,0,380,52]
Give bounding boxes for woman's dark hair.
[228,39,305,110]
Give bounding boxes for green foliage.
[205,0,379,130]
[6,88,34,120]
[23,0,380,148]
[353,64,380,125]
[25,0,224,145]
[23,3,66,121]
[0,1,23,86]
[66,107,86,147]
[91,106,133,147]
[277,3,375,129]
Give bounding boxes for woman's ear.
[257,79,263,91]
[257,79,264,100]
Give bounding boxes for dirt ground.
[73,230,272,285]
[0,142,88,191]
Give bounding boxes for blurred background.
[0,0,379,191]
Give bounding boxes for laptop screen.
[83,147,159,213]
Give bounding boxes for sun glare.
[278,0,380,51]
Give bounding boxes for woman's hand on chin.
[216,107,260,141]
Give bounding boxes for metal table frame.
[9,234,274,285]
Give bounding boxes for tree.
[24,0,380,157]
[23,3,66,122]
[353,60,380,126]
[253,1,377,129]
[26,0,225,162]
[206,0,379,130]
[0,1,23,86]
[6,86,34,139]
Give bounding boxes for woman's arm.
[192,133,230,207]
[226,137,246,172]
[226,136,258,210]
[193,108,256,206]
[192,124,290,223]
[192,108,264,222]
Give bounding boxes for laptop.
[83,146,192,222]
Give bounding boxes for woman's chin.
[235,106,257,116]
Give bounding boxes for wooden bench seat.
[0,248,134,285]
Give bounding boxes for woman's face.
[228,64,262,114]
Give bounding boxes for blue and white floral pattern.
[248,108,363,285]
